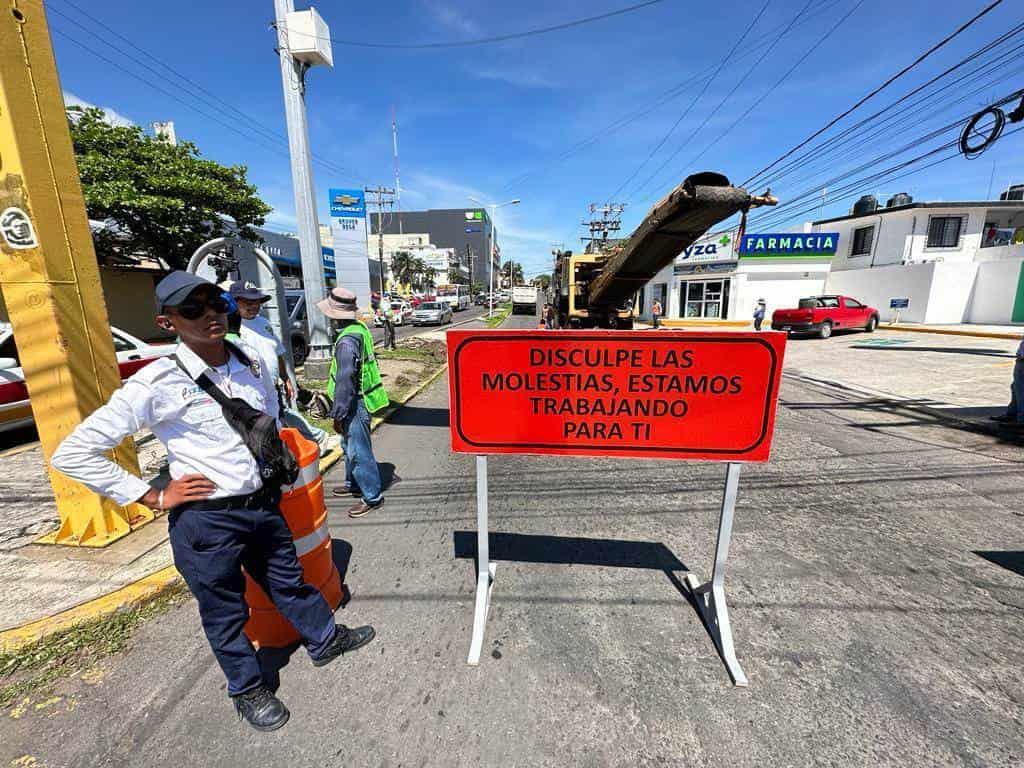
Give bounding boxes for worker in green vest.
[318,287,394,517]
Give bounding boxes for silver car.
[411,301,453,326]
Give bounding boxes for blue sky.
[52,0,1024,279]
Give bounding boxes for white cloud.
[423,0,481,37]
[264,206,298,232]
[472,67,561,90]
[62,91,133,127]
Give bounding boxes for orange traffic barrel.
[243,428,344,648]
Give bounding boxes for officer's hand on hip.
[139,474,216,510]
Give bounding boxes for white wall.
[824,261,977,324]
[734,260,829,321]
[968,257,1024,324]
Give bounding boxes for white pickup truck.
[511,285,538,315]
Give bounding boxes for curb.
[0,361,449,655]
[0,565,181,654]
[879,324,1021,340]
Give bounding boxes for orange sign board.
[447,330,786,462]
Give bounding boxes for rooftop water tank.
[999,184,1024,201]
[852,195,878,216]
[886,192,912,208]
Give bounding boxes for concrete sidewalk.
[880,321,1023,340]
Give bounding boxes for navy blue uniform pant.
[169,501,337,696]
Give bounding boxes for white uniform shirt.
[51,342,272,506]
[239,324,282,421]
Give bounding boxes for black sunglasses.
[170,294,230,320]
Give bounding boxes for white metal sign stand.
[466,456,748,687]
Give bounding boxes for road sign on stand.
[447,329,787,684]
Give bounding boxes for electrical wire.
[49,0,365,181]
[637,0,866,202]
[606,0,772,202]
[323,0,665,49]
[750,18,1024,191]
[742,0,1007,188]
[499,0,844,192]
[626,0,819,203]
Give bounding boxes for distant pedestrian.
[319,287,394,517]
[753,298,767,331]
[651,298,663,329]
[992,334,1024,426]
[545,303,556,330]
[380,300,397,351]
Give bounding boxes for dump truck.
[552,172,776,329]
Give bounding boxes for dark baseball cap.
[155,271,216,310]
[227,280,271,302]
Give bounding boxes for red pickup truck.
[771,295,879,339]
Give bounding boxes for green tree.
[502,260,524,286]
[69,107,271,269]
[472,281,486,294]
[390,250,418,288]
[531,274,551,290]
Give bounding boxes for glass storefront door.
[681,279,730,318]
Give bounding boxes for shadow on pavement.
[849,345,1016,357]
[974,550,1024,578]
[453,530,689,571]
[256,537,353,693]
[385,405,450,428]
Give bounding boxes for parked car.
[474,293,488,306]
[284,290,310,366]
[771,295,879,339]
[373,300,413,326]
[411,301,453,326]
[0,323,174,434]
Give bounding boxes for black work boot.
[311,624,376,667]
[232,685,290,732]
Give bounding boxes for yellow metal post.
[0,0,153,545]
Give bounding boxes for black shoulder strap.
[171,353,233,409]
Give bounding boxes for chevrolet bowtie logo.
[333,194,359,206]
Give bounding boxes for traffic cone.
[242,428,343,648]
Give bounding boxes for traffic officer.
[51,271,375,732]
[318,287,392,517]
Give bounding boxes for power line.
[751,18,1024,191]
[742,0,1007,187]
[636,0,866,203]
[323,0,665,49]
[498,0,844,192]
[607,0,772,201]
[49,0,365,181]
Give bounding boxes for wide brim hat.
[317,287,358,320]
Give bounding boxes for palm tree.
[390,251,418,290]
[502,260,524,286]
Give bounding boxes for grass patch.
[0,583,189,709]
[485,304,512,328]
[376,347,437,364]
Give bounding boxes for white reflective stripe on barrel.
[293,520,330,558]
[282,460,321,494]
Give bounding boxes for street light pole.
[273,0,331,368]
[469,197,520,318]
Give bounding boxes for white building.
[638,230,832,324]
[813,195,1024,324]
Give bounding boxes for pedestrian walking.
[753,298,767,331]
[381,299,397,351]
[992,334,1024,426]
[51,271,375,732]
[228,281,331,452]
[318,287,394,517]
[651,298,663,329]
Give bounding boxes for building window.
[850,226,874,257]
[926,216,963,248]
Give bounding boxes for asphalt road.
[370,305,489,346]
[4,302,1022,766]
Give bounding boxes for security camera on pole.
[468,196,520,317]
[272,1,333,377]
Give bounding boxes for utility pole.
[0,1,151,545]
[273,0,331,372]
[366,186,395,296]
[581,203,625,252]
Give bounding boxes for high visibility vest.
[328,322,390,414]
